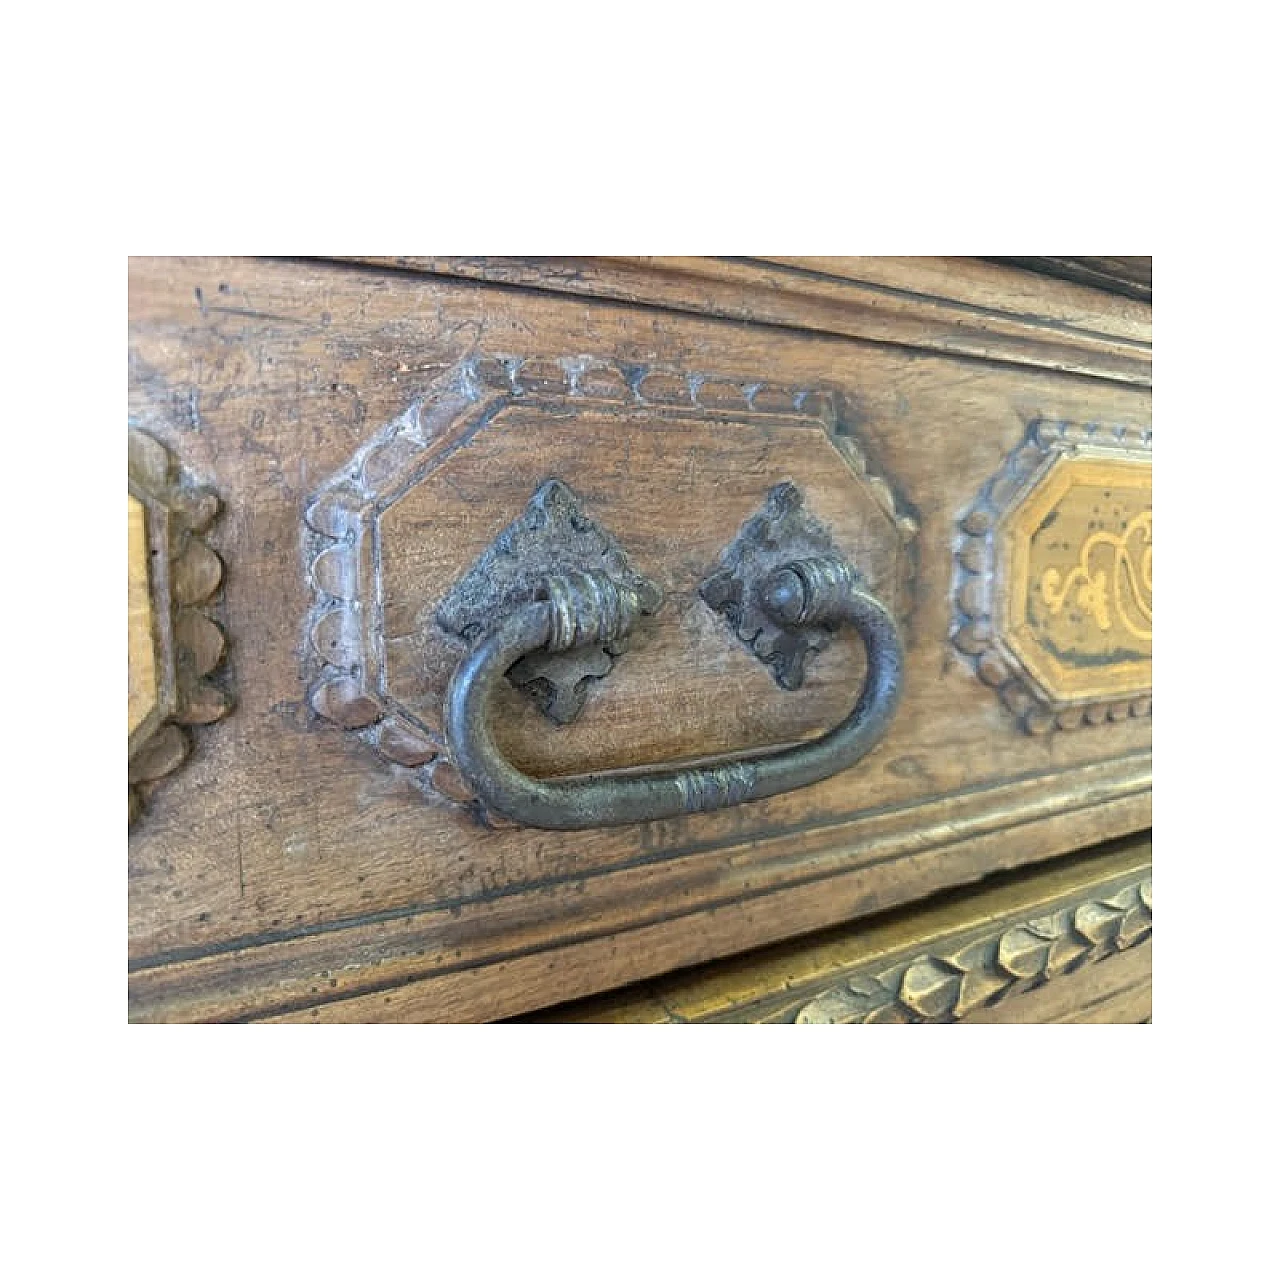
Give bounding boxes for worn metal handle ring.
[445,559,903,830]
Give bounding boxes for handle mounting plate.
[436,479,663,725]
[700,482,858,690]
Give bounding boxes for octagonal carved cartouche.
[953,420,1152,733]
[303,355,918,819]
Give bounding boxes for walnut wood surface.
[127,257,1152,1023]
[335,256,1152,384]
[991,257,1152,303]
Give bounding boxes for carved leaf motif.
[1114,906,1152,951]
[954,965,1015,1017]
[996,926,1055,980]
[860,1000,914,1025]
[1044,932,1094,979]
[1072,900,1127,949]
[794,979,899,1024]
[898,957,965,1020]
[788,869,1151,1025]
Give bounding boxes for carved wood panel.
[303,355,917,819]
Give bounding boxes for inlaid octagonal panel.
[304,355,918,820]
[128,430,231,824]
[953,420,1152,733]
[1001,453,1151,700]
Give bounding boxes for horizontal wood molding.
[129,756,1149,1023]
[524,832,1152,1024]
[320,256,1151,387]
[989,257,1152,303]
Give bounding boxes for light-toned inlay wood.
[128,494,158,736]
[1000,453,1152,702]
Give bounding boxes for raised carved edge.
[791,869,1151,1024]
[302,355,918,816]
[952,419,1153,734]
[128,430,231,825]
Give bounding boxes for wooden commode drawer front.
[127,257,1152,1022]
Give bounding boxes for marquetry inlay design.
[128,430,231,825]
[303,354,918,819]
[953,420,1152,733]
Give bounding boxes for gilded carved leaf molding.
[789,873,1151,1024]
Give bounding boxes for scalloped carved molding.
[128,431,231,824]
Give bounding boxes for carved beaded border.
[128,430,231,825]
[952,419,1153,734]
[303,355,918,814]
[790,870,1152,1023]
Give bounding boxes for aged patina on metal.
[700,480,877,690]
[436,479,663,726]
[441,480,904,830]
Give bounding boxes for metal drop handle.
[444,558,903,830]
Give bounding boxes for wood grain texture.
[127,257,1151,1023]
[523,833,1152,1024]
[991,257,1152,303]
[330,257,1152,385]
